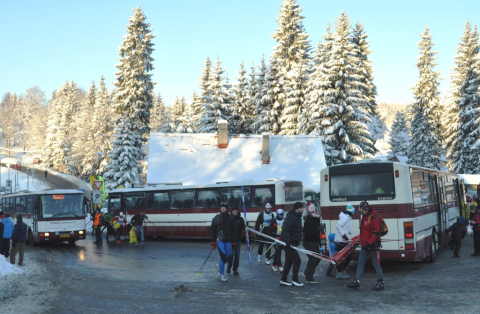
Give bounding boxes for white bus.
[106,179,304,238]
[1,189,87,245]
[320,160,465,262]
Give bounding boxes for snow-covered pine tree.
[177,96,195,133]
[253,56,268,134]
[192,57,211,132]
[299,24,334,135]
[44,91,60,168]
[1,93,20,154]
[388,110,410,157]
[93,76,114,175]
[21,86,47,150]
[408,27,443,170]
[257,58,283,134]
[150,92,166,132]
[246,62,258,133]
[105,6,155,190]
[350,21,383,154]
[198,56,233,133]
[320,12,372,165]
[271,0,311,133]
[444,22,479,172]
[232,61,251,134]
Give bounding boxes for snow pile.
[0,255,23,277]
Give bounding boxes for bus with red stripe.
[1,189,86,245]
[106,179,304,238]
[320,160,465,262]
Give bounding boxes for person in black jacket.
[280,202,305,287]
[446,216,467,258]
[0,216,4,255]
[10,215,28,266]
[131,210,148,246]
[303,204,322,284]
[227,207,245,275]
[210,203,233,282]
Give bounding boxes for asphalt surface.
[18,232,479,314]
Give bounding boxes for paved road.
[18,233,480,314]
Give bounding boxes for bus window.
[412,170,433,206]
[124,193,146,209]
[197,189,221,208]
[253,187,274,207]
[146,192,170,210]
[18,196,26,214]
[221,188,251,208]
[171,190,195,209]
[109,195,121,210]
[26,196,34,214]
[285,182,303,202]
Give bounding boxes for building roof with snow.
[147,132,326,192]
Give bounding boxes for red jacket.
[359,209,381,247]
[470,213,480,231]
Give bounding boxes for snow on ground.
[0,165,48,192]
[0,255,22,277]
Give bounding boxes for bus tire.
[428,230,437,263]
[68,240,76,245]
[28,231,36,247]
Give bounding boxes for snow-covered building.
[147,123,326,192]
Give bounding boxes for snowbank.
[0,255,22,277]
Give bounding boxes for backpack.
[368,214,388,238]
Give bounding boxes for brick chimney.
[262,132,270,164]
[218,120,228,148]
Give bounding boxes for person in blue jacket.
[10,214,28,266]
[1,213,14,257]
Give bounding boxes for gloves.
[211,242,217,249]
[342,234,349,241]
[362,243,372,251]
[276,237,281,241]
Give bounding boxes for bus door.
[437,175,449,247]
[33,197,40,235]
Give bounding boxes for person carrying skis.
[227,206,245,276]
[269,208,285,273]
[255,203,274,264]
[210,203,233,282]
[131,210,148,246]
[335,203,355,279]
[280,202,305,287]
[446,216,467,257]
[346,201,384,291]
[303,203,323,284]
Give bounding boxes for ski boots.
[278,266,284,273]
[265,258,271,265]
[346,279,360,289]
[372,280,384,291]
[271,265,278,272]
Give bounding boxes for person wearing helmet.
[210,203,233,282]
[255,203,274,264]
[346,201,384,291]
[269,208,285,273]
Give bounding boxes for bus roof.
[110,179,302,193]
[2,189,84,197]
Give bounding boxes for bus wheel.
[428,231,437,263]
[68,240,76,245]
[28,231,36,247]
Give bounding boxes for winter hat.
[265,203,272,209]
[328,233,336,242]
[119,212,124,217]
[231,206,239,212]
[276,209,285,216]
[293,202,304,210]
[459,216,466,224]
[346,204,355,215]
[307,204,316,213]
[220,202,228,209]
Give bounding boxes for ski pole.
[196,245,216,275]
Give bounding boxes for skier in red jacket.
[346,201,384,291]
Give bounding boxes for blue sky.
[1,0,479,107]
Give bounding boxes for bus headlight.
[79,230,84,235]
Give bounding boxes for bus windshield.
[329,163,395,202]
[41,194,84,218]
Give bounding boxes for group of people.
[210,200,386,291]
[0,211,29,266]
[91,208,148,246]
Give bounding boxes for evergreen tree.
[232,61,251,134]
[93,76,114,175]
[193,57,211,131]
[150,93,166,132]
[252,56,268,134]
[257,58,283,134]
[408,27,443,169]
[388,110,410,157]
[198,56,233,133]
[271,0,310,132]
[105,6,155,190]
[246,62,259,133]
[444,22,479,171]
[319,12,372,165]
